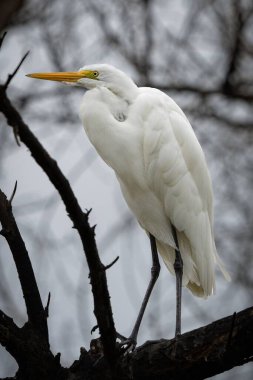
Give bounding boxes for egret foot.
[116,332,137,353]
[119,337,137,353]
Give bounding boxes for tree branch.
[152,83,253,102]
[222,1,244,93]
[70,306,253,380]
[0,84,117,368]
[0,31,7,49]
[0,309,20,359]
[4,50,29,89]
[0,309,65,380]
[116,306,253,380]
[1,305,252,379]
[0,188,48,341]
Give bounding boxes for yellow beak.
[26,70,91,83]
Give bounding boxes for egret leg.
[172,225,183,337]
[122,234,160,349]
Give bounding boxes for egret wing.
[141,90,219,295]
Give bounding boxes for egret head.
[26,63,138,99]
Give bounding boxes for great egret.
[27,64,230,346]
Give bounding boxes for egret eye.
[93,71,99,77]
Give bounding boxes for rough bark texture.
[0,311,65,380]
[115,307,253,379]
[67,307,253,380]
[1,307,252,380]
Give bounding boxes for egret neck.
[79,70,139,171]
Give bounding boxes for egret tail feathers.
[156,228,230,298]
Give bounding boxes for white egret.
[27,64,230,346]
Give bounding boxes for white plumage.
[78,64,230,298]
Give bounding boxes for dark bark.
[69,307,253,380]
[115,307,253,379]
[0,310,66,380]
[0,188,48,341]
[2,306,252,380]
[0,0,24,31]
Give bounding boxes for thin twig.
[8,181,18,205]
[104,256,119,270]
[4,51,30,90]
[13,126,21,147]
[86,208,92,217]
[91,324,98,334]
[0,31,7,50]
[45,292,51,318]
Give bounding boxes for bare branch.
[0,309,64,380]
[45,292,51,318]
[8,180,17,205]
[115,306,253,380]
[0,309,20,350]
[153,83,253,102]
[0,31,7,49]
[104,256,119,271]
[65,306,253,379]
[0,187,48,341]
[3,51,29,89]
[222,2,244,92]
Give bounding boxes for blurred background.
[0,0,252,378]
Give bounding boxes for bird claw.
[116,332,137,353]
[120,339,137,354]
